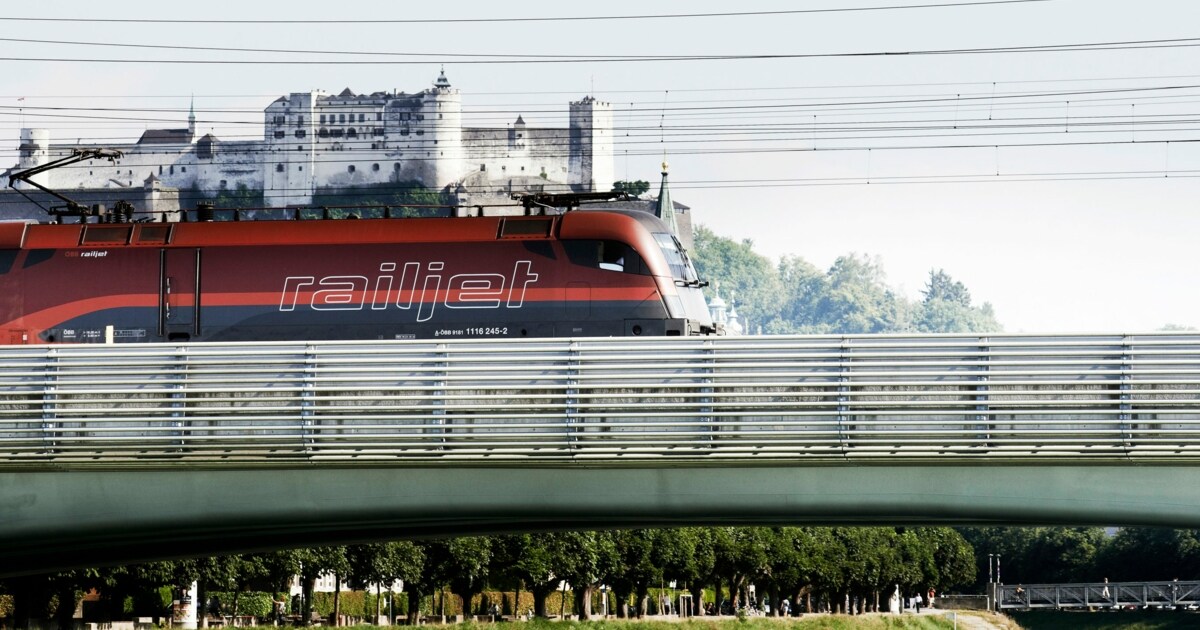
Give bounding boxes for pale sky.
[1,0,1197,332]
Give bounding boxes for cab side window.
[563,240,649,275]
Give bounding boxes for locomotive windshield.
[653,232,700,283]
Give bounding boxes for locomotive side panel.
[195,238,671,341]
[1,244,161,344]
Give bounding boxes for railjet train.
[0,209,716,344]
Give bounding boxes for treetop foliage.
[612,180,652,197]
[692,225,1002,334]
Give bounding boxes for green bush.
[207,592,274,618]
[0,594,13,618]
[236,593,272,619]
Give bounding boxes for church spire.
[654,159,678,235]
[188,95,196,137]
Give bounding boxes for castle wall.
[7,76,614,209]
[461,128,571,182]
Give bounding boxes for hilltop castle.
[9,72,613,210]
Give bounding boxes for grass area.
[1011,609,1199,630]
[332,617,960,630]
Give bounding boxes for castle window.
[376,112,382,121]
[170,165,175,174]
[358,113,365,123]
[297,116,304,126]
[319,128,328,138]
[347,128,358,138]
[159,165,163,175]
[320,115,326,124]
[416,129,424,136]
[439,113,443,119]
[348,165,356,173]
[276,164,284,172]
[295,129,306,138]
[298,166,303,171]
[331,129,344,138]
[394,163,401,172]
[219,180,227,188]
[339,114,346,123]
[480,164,486,171]
[372,163,380,172]
[181,167,187,173]
[372,128,383,136]
[274,130,285,139]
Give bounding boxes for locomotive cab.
[565,209,714,337]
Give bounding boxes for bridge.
[997,580,1200,610]
[2,332,1200,575]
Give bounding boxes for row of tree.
[959,527,1200,589]
[691,225,1002,335]
[0,527,974,626]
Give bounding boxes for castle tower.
[422,70,463,188]
[568,96,614,192]
[263,91,321,207]
[15,128,50,189]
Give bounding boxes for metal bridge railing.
[2,333,1200,468]
[998,580,1200,609]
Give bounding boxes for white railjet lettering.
[278,260,539,321]
[372,263,396,310]
[445,274,505,309]
[416,263,444,322]
[311,276,368,311]
[507,260,539,308]
[280,277,315,311]
[394,262,420,310]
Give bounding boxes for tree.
[813,254,907,334]
[918,528,977,592]
[346,542,424,621]
[923,269,971,306]
[1099,528,1200,582]
[443,537,492,617]
[915,269,1002,333]
[297,547,350,625]
[692,226,786,329]
[492,534,566,618]
[612,180,651,197]
[610,530,660,617]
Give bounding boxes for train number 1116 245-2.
[466,327,509,336]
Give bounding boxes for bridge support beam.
[3,464,1199,576]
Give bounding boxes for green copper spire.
[188,94,196,136]
[655,160,678,235]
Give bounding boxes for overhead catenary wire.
[0,2,1053,25]
[1,37,1200,65]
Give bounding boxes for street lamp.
[988,554,994,584]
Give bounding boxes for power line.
[0,168,1197,213]
[8,72,1200,100]
[0,2,1050,25]
[0,37,1198,65]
